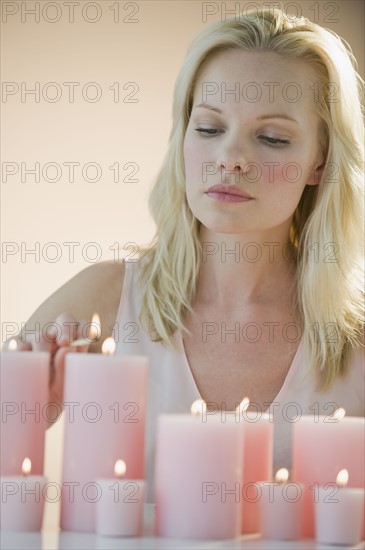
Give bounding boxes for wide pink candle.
[292,413,365,537]
[0,351,50,475]
[60,353,148,532]
[240,411,273,533]
[155,413,244,539]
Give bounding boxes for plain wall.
[2,0,364,529]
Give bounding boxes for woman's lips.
[205,185,254,203]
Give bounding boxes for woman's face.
[183,48,324,235]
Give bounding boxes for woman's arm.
[2,260,125,419]
[4,260,125,353]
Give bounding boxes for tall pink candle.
[292,413,365,538]
[60,353,148,532]
[155,410,244,539]
[240,411,273,533]
[0,351,50,475]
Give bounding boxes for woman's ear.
[306,161,325,186]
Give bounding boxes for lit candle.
[292,408,365,537]
[8,339,17,351]
[155,399,245,539]
[70,312,102,347]
[258,468,304,540]
[0,342,50,476]
[315,469,364,545]
[0,458,48,531]
[235,399,273,534]
[95,459,145,536]
[60,337,148,532]
[101,337,116,355]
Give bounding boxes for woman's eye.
[259,135,290,146]
[194,128,222,136]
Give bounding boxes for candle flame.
[89,313,101,341]
[235,396,250,414]
[190,400,207,416]
[275,468,289,484]
[114,459,126,478]
[331,408,346,421]
[102,337,116,356]
[336,469,349,487]
[8,339,18,351]
[22,457,31,476]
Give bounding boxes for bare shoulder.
[15,260,125,346]
[43,259,125,315]
[78,259,125,290]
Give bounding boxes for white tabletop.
[1,532,365,550]
[1,505,364,550]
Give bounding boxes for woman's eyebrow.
[257,114,298,124]
[194,103,223,113]
[194,103,298,124]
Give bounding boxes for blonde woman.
[6,9,364,500]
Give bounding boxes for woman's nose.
[217,139,251,183]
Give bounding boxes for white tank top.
[115,260,365,502]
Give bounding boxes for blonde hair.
[137,8,364,389]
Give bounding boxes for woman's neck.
[196,226,298,311]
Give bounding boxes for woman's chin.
[199,222,255,235]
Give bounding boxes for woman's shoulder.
[89,258,125,285]
[64,259,126,304]
[92,252,149,293]
[83,259,126,314]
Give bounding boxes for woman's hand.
[2,261,125,425]
[46,314,90,416]
[41,314,91,417]
[3,313,90,424]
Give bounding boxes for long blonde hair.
[137,8,364,389]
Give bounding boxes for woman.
[6,8,364,501]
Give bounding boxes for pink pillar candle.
[292,413,365,538]
[95,461,145,537]
[0,351,50,476]
[258,470,304,540]
[240,411,273,534]
[315,485,364,545]
[155,411,244,540]
[61,353,148,533]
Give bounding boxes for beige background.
[1,0,364,529]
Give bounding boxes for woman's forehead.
[192,49,321,112]
[197,48,317,79]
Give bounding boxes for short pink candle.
[95,459,145,537]
[155,402,245,540]
[0,458,48,531]
[315,470,364,545]
[61,351,148,533]
[258,468,304,540]
[239,410,273,533]
[292,411,365,538]
[0,350,50,476]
